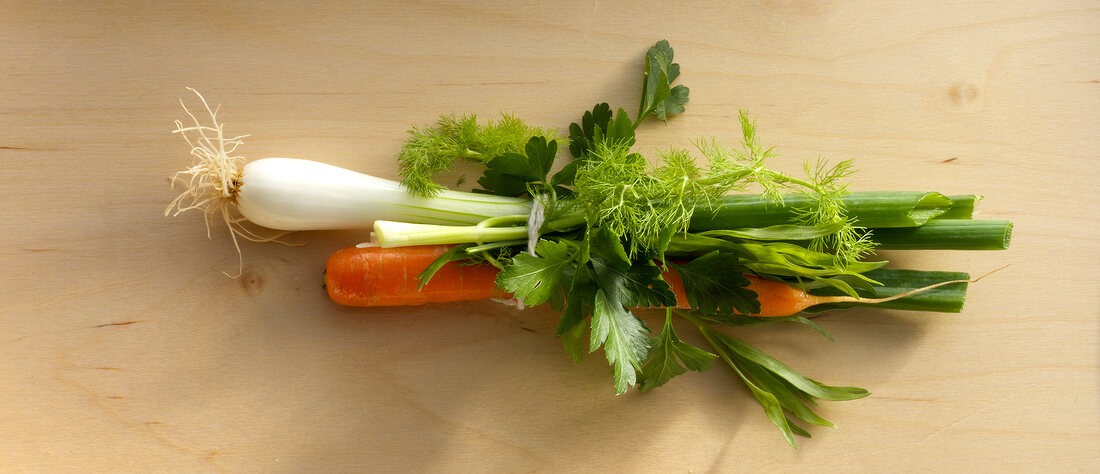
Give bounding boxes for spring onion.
[166,89,532,262]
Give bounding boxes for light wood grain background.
[1,1,1097,472]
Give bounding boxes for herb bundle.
[378,40,1011,446]
[169,40,1011,447]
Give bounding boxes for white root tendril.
[815,264,1011,306]
[165,88,298,277]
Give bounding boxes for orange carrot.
[661,269,822,317]
[326,245,981,315]
[325,245,508,307]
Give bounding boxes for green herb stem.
[465,239,529,254]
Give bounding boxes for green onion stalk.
[370,191,1011,251]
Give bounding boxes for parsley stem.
[465,239,529,254]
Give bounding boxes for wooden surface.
[2,1,1097,471]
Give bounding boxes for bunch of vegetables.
[167,41,1011,447]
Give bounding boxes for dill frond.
[569,109,872,266]
[397,113,557,196]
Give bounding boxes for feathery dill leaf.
[573,143,712,256]
[397,113,556,196]
[565,107,872,269]
[787,158,877,265]
[692,112,874,266]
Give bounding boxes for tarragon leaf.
[496,240,574,306]
[697,323,870,445]
[718,334,869,401]
[730,241,885,274]
[700,325,799,447]
[665,233,740,256]
[639,311,716,391]
[670,251,760,315]
[590,289,650,394]
[723,242,885,296]
[697,313,835,342]
[729,353,799,447]
[701,221,847,241]
[735,354,836,429]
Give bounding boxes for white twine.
[490,297,526,310]
[526,196,546,256]
[503,195,550,311]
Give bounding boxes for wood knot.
[239,268,263,296]
[947,81,980,106]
